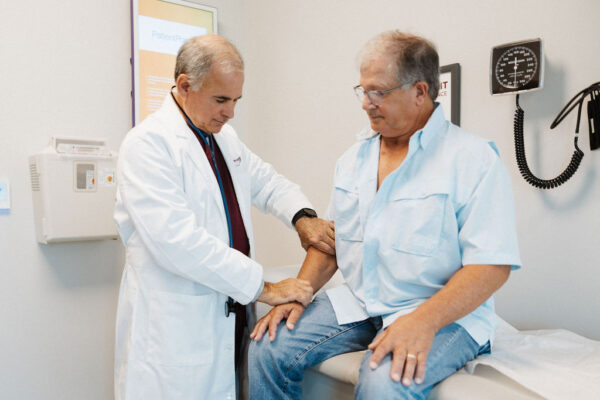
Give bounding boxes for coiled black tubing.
[514,94,584,189]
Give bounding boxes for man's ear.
[414,81,430,105]
[176,74,191,98]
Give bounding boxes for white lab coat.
[113,95,311,400]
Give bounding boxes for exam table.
[256,265,600,400]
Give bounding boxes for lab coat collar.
[158,94,225,214]
[159,94,252,255]
[157,94,193,139]
[159,94,216,175]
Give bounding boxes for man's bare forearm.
[297,247,338,292]
[411,264,511,332]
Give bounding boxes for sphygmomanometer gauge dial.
[495,46,537,89]
[490,38,544,95]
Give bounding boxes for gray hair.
[174,35,244,90]
[359,31,439,101]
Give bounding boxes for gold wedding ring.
[406,353,417,359]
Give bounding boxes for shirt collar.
[412,102,446,150]
[356,102,447,149]
[356,126,378,141]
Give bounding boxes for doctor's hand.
[250,302,305,342]
[295,217,335,255]
[367,313,437,387]
[257,278,313,307]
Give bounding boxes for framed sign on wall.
[130,0,217,126]
[437,63,461,126]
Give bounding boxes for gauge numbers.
[495,46,538,89]
[490,38,543,95]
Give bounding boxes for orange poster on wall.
[132,0,216,125]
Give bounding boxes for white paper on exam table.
[466,318,600,400]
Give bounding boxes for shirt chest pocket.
[388,191,447,257]
[333,179,362,241]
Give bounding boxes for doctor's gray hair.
[175,35,244,91]
[358,31,439,101]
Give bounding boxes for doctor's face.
[180,65,244,134]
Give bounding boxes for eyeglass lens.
[354,86,382,106]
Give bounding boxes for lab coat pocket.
[390,193,447,256]
[333,182,362,241]
[147,291,215,367]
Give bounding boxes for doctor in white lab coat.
[113,35,334,399]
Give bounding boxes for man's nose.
[222,102,235,119]
[362,96,376,111]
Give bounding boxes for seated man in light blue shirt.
[248,31,521,400]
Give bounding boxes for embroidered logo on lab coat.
[233,156,241,166]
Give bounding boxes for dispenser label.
[99,169,116,187]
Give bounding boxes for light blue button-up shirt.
[326,104,521,345]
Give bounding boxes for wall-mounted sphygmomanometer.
[490,38,600,189]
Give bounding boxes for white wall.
[242,0,600,340]
[0,1,245,398]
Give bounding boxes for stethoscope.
[171,88,239,317]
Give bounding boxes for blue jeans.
[249,293,486,400]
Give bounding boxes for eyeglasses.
[353,83,409,106]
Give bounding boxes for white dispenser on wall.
[29,137,119,244]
